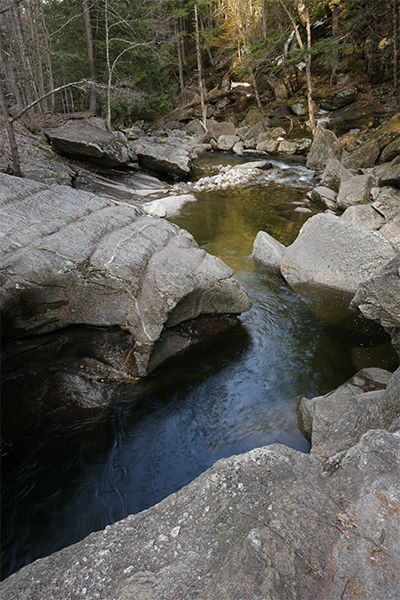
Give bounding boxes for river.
[1,154,393,580]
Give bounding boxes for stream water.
[1,155,394,580]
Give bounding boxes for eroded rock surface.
[0,173,251,438]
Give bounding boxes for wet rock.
[306,126,342,172]
[252,230,286,271]
[45,119,138,168]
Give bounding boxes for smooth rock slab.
[280,212,397,295]
[2,429,400,599]
[45,119,138,167]
[252,230,286,271]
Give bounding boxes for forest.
[0,0,399,133]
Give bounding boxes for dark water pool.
[1,156,393,580]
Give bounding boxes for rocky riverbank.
[2,365,399,599]
[1,101,400,597]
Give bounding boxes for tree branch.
[10,79,91,122]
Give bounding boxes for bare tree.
[394,0,399,109]
[12,0,35,127]
[194,4,207,131]
[175,20,186,105]
[83,0,96,113]
[278,0,316,133]
[0,76,22,176]
[330,0,340,84]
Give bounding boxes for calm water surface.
[1,156,388,579]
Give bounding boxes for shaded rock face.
[0,173,251,438]
[336,173,373,209]
[297,367,399,456]
[45,119,138,167]
[351,256,400,355]
[316,87,358,111]
[319,158,353,193]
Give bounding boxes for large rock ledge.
[0,173,251,440]
[1,420,399,599]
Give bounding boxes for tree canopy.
[0,0,398,128]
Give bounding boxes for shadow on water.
[1,156,396,580]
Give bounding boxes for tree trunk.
[83,0,96,113]
[39,0,55,112]
[278,0,315,134]
[105,0,112,130]
[200,14,214,66]
[330,0,340,84]
[394,0,399,109]
[194,4,207,131]
[0,72,22,177]
[251,68,264,114]
[12,0,35,128]
[175,21,186,105]
[30,0,47,113]
[261,0,267,37]
[0,25,24,113]
[304,0,316,132]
